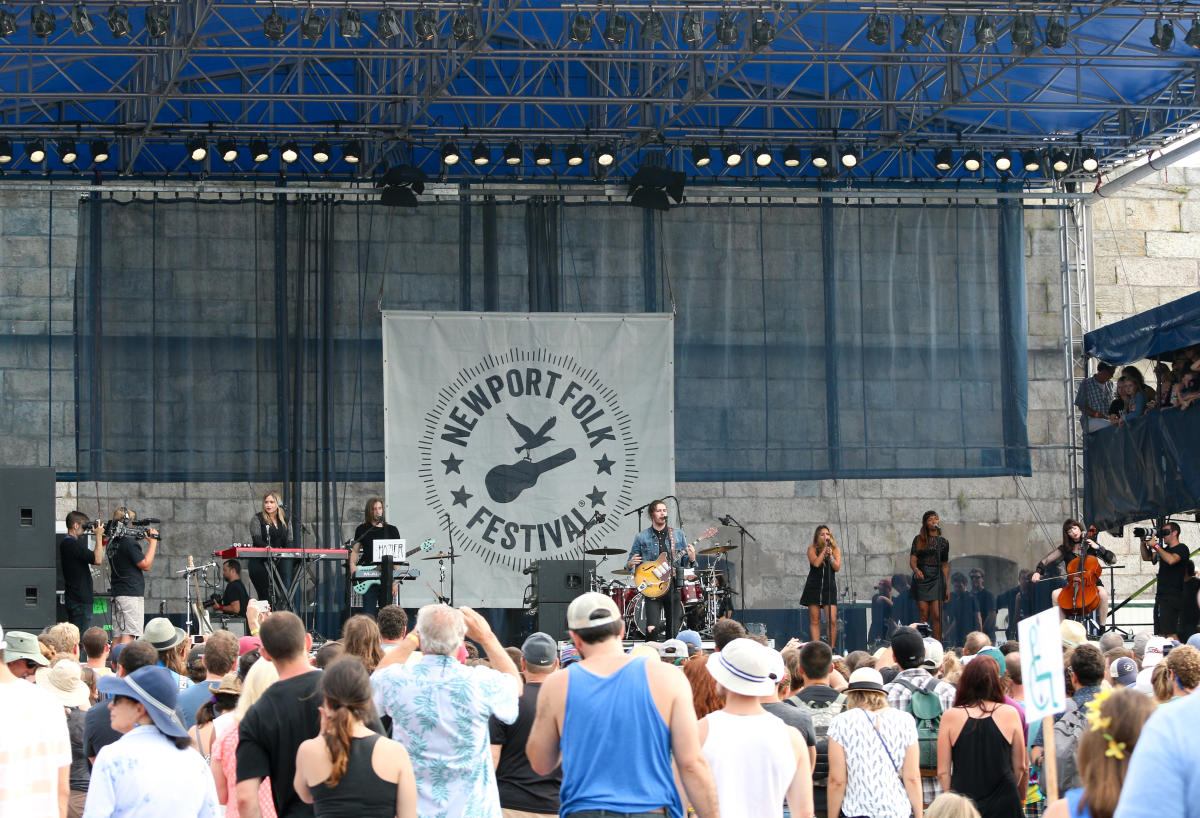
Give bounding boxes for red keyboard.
[215,545,349,560]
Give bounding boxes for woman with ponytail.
[294,657,417,818]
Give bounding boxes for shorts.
[112,595,145,637]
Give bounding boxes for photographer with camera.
[60,511,106,644]
[208,559,250,619]
[107,507,161,645]
[1140,521,1189,638]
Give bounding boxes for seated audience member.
[211,657,278,818]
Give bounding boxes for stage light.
[313,140,331,164]
[145,3,170,38]
[187,137,207,162]
[440,141,461,165]
[451,11,474,42]
[1045,15,1067,48]
[1022,149,1041,172]
[300,7,326,40]
[604,11,627,44]
[70,3,93,34]
[504,140,522,166]
[715,12,737,45]
[751,13,775,47]
[753,145,772,167]
[569,12,590,43]
[963,149,982,172]
[1080,148,1098,172]
[413,8,437,41]
[1011,14,1033,50]
[105,3,129,37]
[722,144,741,167]
[1150,17,1174,52]
[28,140,46,164]
[90,140,109,164]
[840,145,859,168]
[218,139,238,163]
[376,164,426,208]
[0,139,12,163]
[250,139,270,163]
[58,139,78,164]
[782,145,803,168]
[690,144,711,167]
[470,141,490,166]
[866,13,890,46]
[596,143,615,167]
[934,147,953,172]
[338,7,361,38]
[641,10,663,42]
[280,141,299,164]
[0,7,16,37]
[974,15,997,45]
[628,164,686,211]
[262,7,285,40]
[376,8,401,40]
[901,13,924,46]
[32,4,56,37]
[533,143,553,166]
[937,14,960,49]
[1051,148,1070,173]
[565,142,585,167]
[343,140,362,164]
[811,146,831,169]
[1187,18,1200,49]
[681,11,702,44]
[993,149,1012,172]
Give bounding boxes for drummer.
[626,499,695,640]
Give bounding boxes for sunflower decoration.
[1083,687,1123,759]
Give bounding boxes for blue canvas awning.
[1083,291,1200,365]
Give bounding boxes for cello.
[1058,525,1103,616]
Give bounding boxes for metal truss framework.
[1059,199,1093,520]
[1,0,1199,182]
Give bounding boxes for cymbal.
[700,544,738,555]
[611,568,632,576]
[584,547,625,556]
[423,552,458,561]
[694,568,724,574]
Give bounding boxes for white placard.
[373,539,408,563]
[1017,607,1068,723]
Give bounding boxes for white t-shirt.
[702,710,798,818]
[0,679,71,815]
[827,707,917,818]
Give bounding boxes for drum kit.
[582,539,738,639]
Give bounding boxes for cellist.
[1029,519,1116,621]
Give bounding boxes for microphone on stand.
[719,515,733,527]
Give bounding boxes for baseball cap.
[921,637,944,671]
[1112,656,1138,688]
[676,630,703,655]
[975,647,1005,668]
[566,592,621,630]
[521,632,558,668]
[890,627,925,668]
[658,639,689,661]
[1142,636,1169,667]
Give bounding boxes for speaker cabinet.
[535,601,572,642]
[0,467,56,569]
[0,567,57,632]
[534,560,595,603]
[839,605,868,654]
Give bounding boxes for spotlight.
[974,15,997,46]
[451,11,474,42]
[338,7,362,38]
[376,8,401,40]
[145,3,170,38]
[280,141,299,164]
[641,10,663,42]
[439,142,461,165]
[751,13,775,48]
[782,145,803,168]
[28,140,46,164]
[715,12,737,45]
[963,149,982,172]
[1050,148,1070,173]
[313,140,331,164]
[1022,149,1041,172]
[596,143,615,167]
[343,140,362,164]
[866,13,890,46]
[105,2,128,37]
[811,146,831,169]
[187,137,207,162]
[993,150,1012,172]
[90,140,109,164]
[690,144,711,167]
[58,139,78,164]
[376,164,427,208]
[503,140,522,166]
[681,11,702,44]
[1150,17,1174,52]
[934,147,953,172]
[262,7,286,41]
[1011,14,1034,49]
[1080,148,1098,172]
[565,143,585,167]
[840,145,859,168]
[70,3,93,34]
[1045,15,1067,49]
[937,14,961,49]
[901,13,924,46]
[0,139,12,163]
[218,139,238,163]
[413,8,437,41]
[533,143,553,166]
[300,7,326,40]
[628,164,686,211]
[753,145,772,167]
[0,7,16,36]
[722,144,741,167]
[569,12,590,43]
[604,11,627,44]
[470,141,490,166]
[32,4,56,38]
[250,139,270,163]
[1187,18,1200,49]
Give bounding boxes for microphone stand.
[443,513,455,607]
[720,515,756,621]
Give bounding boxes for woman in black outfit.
[294,657,416,818]
[909,510,949,641]
[799,524,842,645]
[350,496,401,616]
[248,491,291,608]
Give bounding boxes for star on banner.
[586,486,607,508]
[451,486,473,507]
[594,454,615,475]
[441,454,464,474]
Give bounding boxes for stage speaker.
[0,567,57,632]
[0,467,56,569]
[534,560,595,603]
[535,601,572,642]
[839,605,868,654]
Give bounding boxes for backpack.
[895,677,945,771]
[788,691,845,784]
[1052,699,1089,793]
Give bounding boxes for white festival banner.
[382,312,675,607]
[1017,607,1068,723]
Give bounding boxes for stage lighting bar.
[313,140,331,164]
[471,141,490,166]
[343,140,362,164]
[58,139,78,164]
[90,140,109,164]
[691,144,711,168]
[218,139,238,163]
[565,143,585,167]
[596,143,615,167]
[250,139,270,163]
[32,3,56,37]
[105,4,129,38]
[70,3,93,34]
[441,141,461,165]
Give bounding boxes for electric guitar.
[352,539,434,595]
[189,555,213,635]
[632,526,718,598]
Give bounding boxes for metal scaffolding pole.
[1058,199,1093,521]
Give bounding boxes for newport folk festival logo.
[418,349,639,570]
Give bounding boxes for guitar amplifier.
[533,559,595,603]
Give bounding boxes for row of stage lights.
[0,136,1104,176]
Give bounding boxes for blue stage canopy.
[1083,291,1200,365]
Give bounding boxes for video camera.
[1132,526,1169,540]
[103,517,163,542]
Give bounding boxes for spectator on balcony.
[1075,362,1116,433]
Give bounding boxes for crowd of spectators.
[1075,350,1200,434]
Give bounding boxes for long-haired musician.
[350,496,401,616]
[1030,519,1114,622]
[800,525,842,645]
[626,499,695,640]
[248,491,291,607]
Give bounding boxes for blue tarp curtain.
[1083,291,1200,365]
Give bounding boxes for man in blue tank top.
[526,592,720,818]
